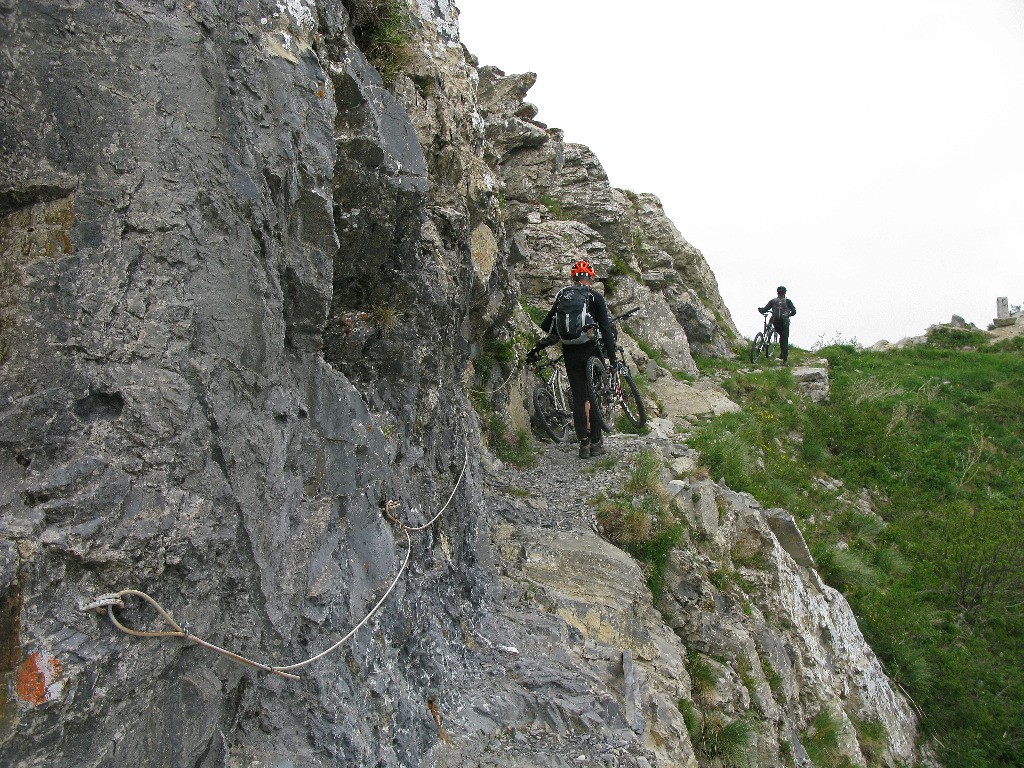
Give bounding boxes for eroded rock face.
[474,69,738,372]
[1,2,917,767]
[1,2,490,765]
[664,480,918,766]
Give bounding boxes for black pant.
[770,320,791,361]
[563,341,604,443]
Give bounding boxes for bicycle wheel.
[765,332,776,359]
[750,332,764,363]
[585,356,613,433]
[533,387,571,442]
[617,369,647,429]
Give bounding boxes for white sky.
[455,0,1024,347]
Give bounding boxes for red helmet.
[570,260,596,279]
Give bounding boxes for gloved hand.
[525,348,539,365]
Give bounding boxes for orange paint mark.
[15,652,63,707]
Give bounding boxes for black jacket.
[538,285,616,358]
[758,297,796,324]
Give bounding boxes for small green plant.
[736,655,758,698]
[803,707,852,768]
[708,567,730,591]
[371,304,401,335]
[609,254,640,280]
[814,546,878,594]
[409,73,435,97]
[687,653,718,702]
[852,717,888,767]
[630,227,645,255]
[493,428,536,469]
[521,300,547,328]
[678,698,698,734]
[636,337,668,369]
[347,0,412,87]
[624,449,665,496]
[758,651,784,695]
[693,712,757,767]
[595,450,680,595]
[615,412,649,435]
[596,499,654,544]
[537,193,571,220]
[780,737,795,766]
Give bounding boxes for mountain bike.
[586,307,648,434]
[530,354,573,442]
[750,312,777,363]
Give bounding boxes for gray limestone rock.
[762,508,816,569]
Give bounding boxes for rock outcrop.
[1,2,917,766]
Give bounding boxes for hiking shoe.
[590,441,606,457]
[578,442,591,459]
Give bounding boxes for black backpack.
[771,298,791,324]
[554,286,596,344]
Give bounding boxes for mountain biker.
[758,286,797,364]
[526,260,617,459]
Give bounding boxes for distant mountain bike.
[750,312,777,363]
[530,354,573,442]
[586,307,648,434]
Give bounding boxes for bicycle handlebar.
[613,307,641,322]
[529,354,564,369]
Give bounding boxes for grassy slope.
[691,334,1024,768]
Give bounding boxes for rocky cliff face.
[0,2,917,766]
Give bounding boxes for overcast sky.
[455,0,1024,347]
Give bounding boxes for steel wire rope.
[467,349,522,396]
[81,446,470,681]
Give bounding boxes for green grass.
[924,325,989,348]
[596,449,681,596]
[347,0,411,86]
[693,712,758,767]
[537,193,571,220]
[687,652,719,701]
[470,336,536,468]
[803,707,853,768]
[691,339,1024,767]
[521,299,547,328]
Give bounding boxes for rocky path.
[482,431,663,533]
[423,431,698,768]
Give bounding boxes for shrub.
[687,653,718,701]
[595,449,679,596]
[347,0,411,86]
[694,712,757,767]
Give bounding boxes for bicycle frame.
[539,356,571,414]
[750,313,778,363]
[531,354,573,441]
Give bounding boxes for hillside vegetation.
[692,331,1024,768]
